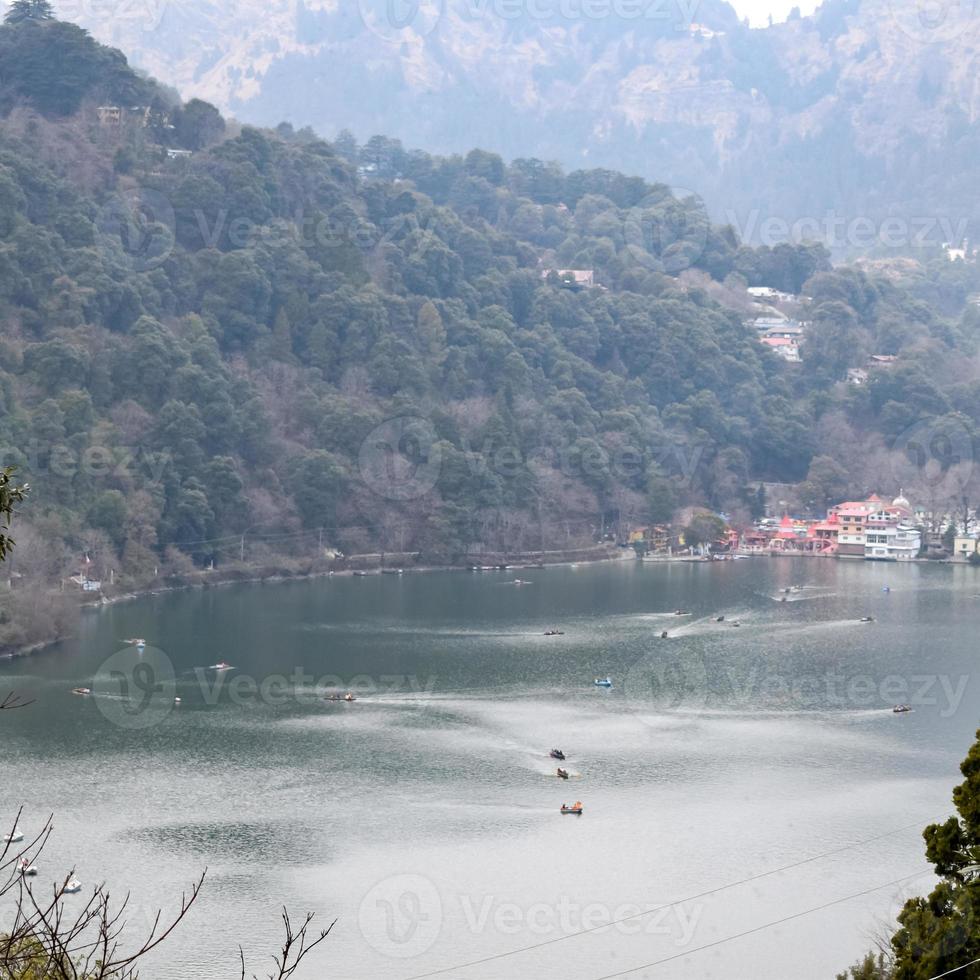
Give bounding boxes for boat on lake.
[72,687,91,696]
[594,677,613,688]
[557,768,569,780]
[893,704,912,714]
[550,749,565,761]
[209,661,234,671]
[19,859,37,876]
[4,828,23,844]
[64,877,82,894]
[560,802,583,815]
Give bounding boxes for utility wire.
[586,870,929,980]
[929,958,980,980]
[402,816,944,980]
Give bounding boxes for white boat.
[594,677,613,688]
[19,859,37,876]
[209,661,234,671]
[64,877,82,894]
[4,828,23,844]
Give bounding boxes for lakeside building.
[954,535,980,561]
[832,498,880,557]
[629,525,671,553]
[631,492,927,562]
[865,523,922,561]
[739,492,922,561]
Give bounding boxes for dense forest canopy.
[0,16,979,617]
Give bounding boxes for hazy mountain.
[46,0,980,250]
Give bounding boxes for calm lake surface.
[2,557,977,979]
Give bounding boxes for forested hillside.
[1,15,980,647]
[53,0,980,249]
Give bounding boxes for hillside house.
[542,269,596,289]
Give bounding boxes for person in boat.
[732,621,741,628]
[661,631,669,639]
[715,616,725,622]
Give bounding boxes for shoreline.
[3,545,971,663]
[0,545,627,661]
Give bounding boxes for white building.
[865,524,921,561]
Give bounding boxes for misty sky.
[729,0,820,25]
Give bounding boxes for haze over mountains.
[50,0,980,248]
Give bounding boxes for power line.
[586,870,930,980]
[930,958,980,980]
[403,816,944,980]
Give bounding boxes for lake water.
[2,557,977,979]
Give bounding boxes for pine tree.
[3,0,53,24]
[889,729,980,978]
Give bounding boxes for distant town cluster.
[633,492,980,564]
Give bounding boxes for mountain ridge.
[44,0,980,246]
